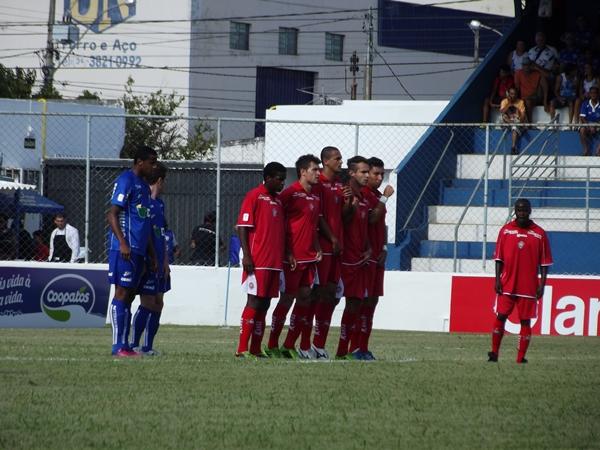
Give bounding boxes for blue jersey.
[108,169,152,256]
[149,197,167,273]
[165,229,177,264]
[580,99,600,123]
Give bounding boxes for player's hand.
[331,236,341,256]
[119,241,131,261]
[242,254,254,274]
[342,186,353,203]
[536,285,545,299]
[383,185,395,198]
[495,279,502,295]
[377,249,387,267]
[287,253,297,271]
[359,248,371,266]
[315,249,323,262]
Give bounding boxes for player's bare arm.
[146,238,158,273]
[537,265,549,299]
[237,226,254,274]
[107,204,130,260]
[495,260,503,294]
[313,232,322,262]
[318,216,340,255]
[369,185,395,224]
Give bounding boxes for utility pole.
[349,51,359,100]
[364,6,374,100]
[43,0,57,94]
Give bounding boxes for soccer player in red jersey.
[336,156,372,360]
[354,157,395,360]
[267,155,322,359]
[309,147,353,359]
[488,198,553,363]
[235,162,287,358]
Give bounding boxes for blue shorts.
[138,271,171,295]
[108,250,146,288]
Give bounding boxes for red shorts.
[341,262,368,299]
[283,262,317,294]
[241,269,282,299]
[317,254,342,287]
[494,294,538,320]
[365,261,384,297]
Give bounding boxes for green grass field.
[1,326,598,450]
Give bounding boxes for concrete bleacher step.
[411,257,495,273]
[428,205,600,225]
[456,155,600,180]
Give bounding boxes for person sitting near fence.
[549,64,579,123]
[482,64,515,123]
[0,214,16,260]
[33,230,49,262]
[507,40,527,74]
[579,86,600,156]
[515,56,549,122]
[528,31,559,82]
[48,213,80,262]
[500,87,527,155]
[574,63,599,124]
[559,33,580,68]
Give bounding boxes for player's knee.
[497,313,508,322]
[520,319,531,327]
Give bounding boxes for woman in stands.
[549,64,579,124]
[507,40,527,74]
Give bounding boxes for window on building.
[279,27,298,55]
[325,32,344,61]
[230,21,250,50]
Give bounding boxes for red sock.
[348,307,363,354]
[336,308,356,357]
[299,302,316,351]
[358,305,376,352]
[283,304,308,349]
[313,301,335,349]
[268,301,292,349]
[236,306,257,354]
[517,324,531,362]
[249,309,267,355]
[491,317,505,356]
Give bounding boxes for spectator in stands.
[528,31,559,80]
[500,87,527,155]
[32,230,49,262]
[0,214,16,260]
[190,211,224,265]
[559,33,580,68]
[577,48,600,76]
[574,15,593,50]
[48,213,80,262]
[550,64,579,123]
[515,56,549,122]
[574,63,599,123]
[579,86,600,156]
[507,40,527,74]
[482,65,515,123]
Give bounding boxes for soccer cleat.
[517,357,528,364]
[280,347,298,359]
[297,347,316,360]
[361,351,376,361]
[112,348,140,358]
[352,350,365,360]
[140,349,160,356]
[487,351,498,362]
[335,353,356,361]
[235,351,256,360]
[263,346,283,358]
[311,344,329,360]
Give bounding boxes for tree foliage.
[120,77,214,160]
[0,65,36,99]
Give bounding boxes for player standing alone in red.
[266,155,322,359]
[489,198,552,363]
[353,157,394,360]
[336,156,372,360]
[235,162,287,358]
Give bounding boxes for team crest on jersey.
[136,204,149,219]
[272,208,278,217]
[518,241,525,249]
[65,0,136,33]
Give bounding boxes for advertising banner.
[450,275,600,336]
[0,266,109,328]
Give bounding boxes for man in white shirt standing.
[49,213,80,262]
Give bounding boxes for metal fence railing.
[1,111,599,274]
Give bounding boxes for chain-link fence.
[1,110,599,274]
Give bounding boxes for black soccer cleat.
[517,357,528,364]
[487,351,498,362]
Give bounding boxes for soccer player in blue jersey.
[131,162,169,356]
[107,145,158,357]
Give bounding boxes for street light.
[468,19,503,64]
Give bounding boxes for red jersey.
[313,172,345,254]
[236,184,285,271]
[279,181,321,263]
[493,220,553,298]
[342,191,370,265]
[362,186,386,261]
